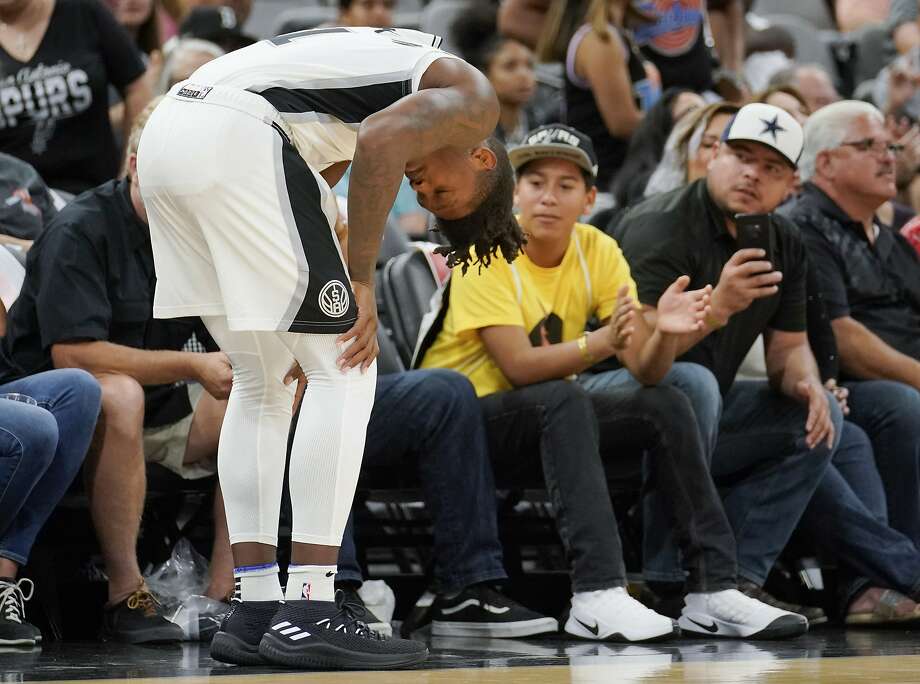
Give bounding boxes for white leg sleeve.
[281,333,377,547]
[202,316,296,546]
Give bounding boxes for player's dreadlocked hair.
[433,137,525,275]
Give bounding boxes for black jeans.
[480,379,737,593]
[338,369,506,594]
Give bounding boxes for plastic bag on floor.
[171,595,228,641]
[144,538,228,640]
[145,538,209,611]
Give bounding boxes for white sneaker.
[564,587,678,643]
[679,589,808,639]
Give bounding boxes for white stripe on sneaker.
[290,632,311,641]
[272,621,292,630]
[441,599,510,616]
[279,626,300,635]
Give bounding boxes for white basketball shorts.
[137,83,357,333]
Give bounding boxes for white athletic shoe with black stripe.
[679,589,808,639]
[430,585,557,638]
[564,587,679,643]
[258,591,427,670]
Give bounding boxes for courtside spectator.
[0,301,101,646]
[634,0,746,98]
[782,100,920,546]
[108,0,161,56]
[0,0,152,194]
[337,0,393,28]
[618,103,841,621]
[0,100,234,642]
[789,101,920,387]
[535,0,661,189]
[768,64,841,114]
[452,2,538,145]
[611,87,705,210]
[328,367,556,638]
[176,5,254,53]
[420,123,810,640]
[156,38,223,94]
[643,102,738,198]
[755,86,810,126]
[499,0,745,97]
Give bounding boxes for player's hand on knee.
[194,352,234,399]
[336,281,378,373]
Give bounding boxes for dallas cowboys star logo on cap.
[760,115,786,142]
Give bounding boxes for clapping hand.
[656,275,713,334]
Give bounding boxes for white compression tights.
[203,316,377,547]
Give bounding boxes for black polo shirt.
[618,179,808,394]
[780,182,920,367]
[0,178,214,427]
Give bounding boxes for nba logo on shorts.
[319,280,349,318]
[302,582,312,600]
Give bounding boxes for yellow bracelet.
[706,313,727,329]
[577,332,596,364]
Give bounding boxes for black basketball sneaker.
[259,591,428,670]
[210,600,279,665]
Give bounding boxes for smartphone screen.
[735,213,774,263]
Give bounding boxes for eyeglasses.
[839,139,905,156]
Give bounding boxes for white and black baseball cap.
[508,124,599,180]
[720,102,804,168]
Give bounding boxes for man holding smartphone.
[616,103,842,623]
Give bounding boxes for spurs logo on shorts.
[319,280,349,318]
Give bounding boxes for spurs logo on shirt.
[0,63,92,124]
[0,62,93,153]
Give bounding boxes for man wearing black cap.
[617,102,841,624]
[419,123,808,641]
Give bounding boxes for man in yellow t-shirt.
[420,124,808,642]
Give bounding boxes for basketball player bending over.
[137,27,523,670]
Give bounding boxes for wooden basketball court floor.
[8,628,920,683]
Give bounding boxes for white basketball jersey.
[188,27,455,170]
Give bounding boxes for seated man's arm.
[831,315,920,390]
[51,341,232,399]
[764,328,835,448]
[478,324,617,387]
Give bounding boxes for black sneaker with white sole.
[210,600,279,665]
[259,591,427,670]
[431,584,558,638]
[0,578,41,646]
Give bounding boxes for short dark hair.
[433,138,525,275]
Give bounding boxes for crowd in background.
[0,0,920,650]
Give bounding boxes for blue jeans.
[581,362,723,584]
[800,421,920,607]
[715,380,840,585]
[585,366,839,587]
[0,369,101,565]
[338,370,506,594]
[844,380,920,548]
[579,364,736,591]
